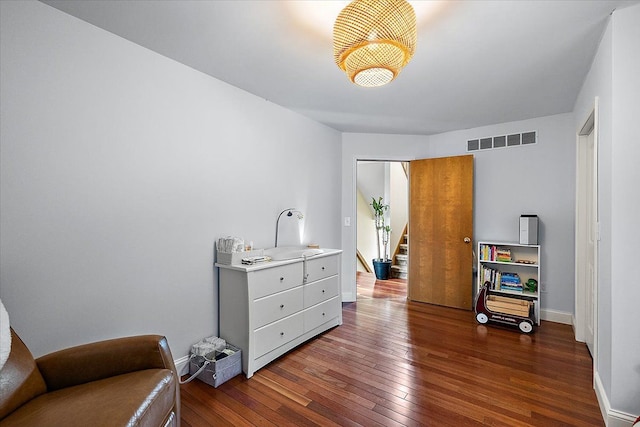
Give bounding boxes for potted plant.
[371,196,392,280]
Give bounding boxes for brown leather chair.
[0,329,180,426]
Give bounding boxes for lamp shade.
[333,0,417,87]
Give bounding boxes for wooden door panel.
[408,155,473,309]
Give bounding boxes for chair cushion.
[0,369,176,427]
[0,330,47,419]
[0,300,11,371]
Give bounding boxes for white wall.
[389,162,408,258]
[573,11,614,412]
[356,188,376,271]
[610,3,640,417]
[356,161,386,215]
[574,3,640,421]
[0,1,341,360]
[341,114,576,316]
[356,161,389,262]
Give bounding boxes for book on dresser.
[477,241,541,325]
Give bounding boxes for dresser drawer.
[305,255,339,283]
[249,262,304,299]
[254,312,304,358]
[304,275,339,308]
[304,296,340,332]
[252,286,303,328]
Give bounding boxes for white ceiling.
[42,0,638,135]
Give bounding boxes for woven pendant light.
[333,0,417,87]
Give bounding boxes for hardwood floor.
[181,272,603,426]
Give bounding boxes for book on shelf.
[479,244,512,262]
[481,265,502,290]
[480,265,528,293]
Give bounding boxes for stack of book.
[495,248,512,262]
[500,273,523,292]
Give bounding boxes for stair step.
[391,269,408,279]
[399,244,408,250]
[395,254,408,266]
[391,265,408,273]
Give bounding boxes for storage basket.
[188,344,242,388]
[216,249,264,265]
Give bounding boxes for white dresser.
[217,249,342,378]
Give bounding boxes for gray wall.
[341,113,576,317]
[427,114,576,316]
[0,1,342,359]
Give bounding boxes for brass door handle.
[464,237,471,243]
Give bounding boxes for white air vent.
[467,131,537,152]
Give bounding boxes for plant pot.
[372,259,392,280]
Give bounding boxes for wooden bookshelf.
[477,241,541,325]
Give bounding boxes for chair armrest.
[36,335,177,391]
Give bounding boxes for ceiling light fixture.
[333,0,417,88]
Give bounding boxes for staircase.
[391,232,408,279]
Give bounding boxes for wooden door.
[408,155,474,309]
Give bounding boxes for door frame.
[344,155,414,302]
[574,97,599,366]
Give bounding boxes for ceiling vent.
[467,131,537,152]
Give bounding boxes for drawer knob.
[280,304,285,309]
[280,277,284,281]
[322,267,325,270]
[322,312,325,316]
[280,332,284,336]
[322,289,325,293]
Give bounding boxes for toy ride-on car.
[474,281,535,333]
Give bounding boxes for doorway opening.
[353,155,474,309]
[355,160,409,299]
